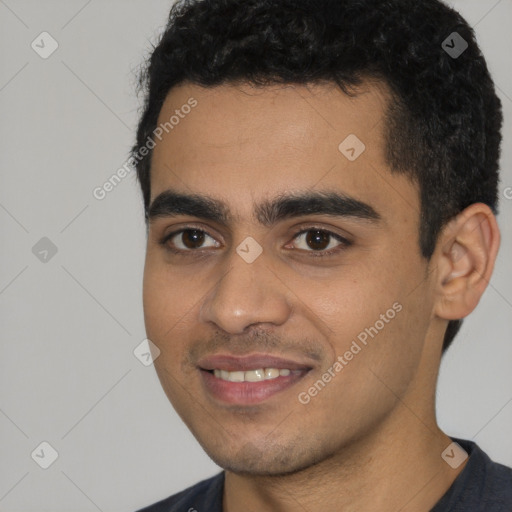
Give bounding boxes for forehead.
[149,81,418,222]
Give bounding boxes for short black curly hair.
[132,0,502,353]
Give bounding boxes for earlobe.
[434,203,500,321]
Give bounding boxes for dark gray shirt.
[136,438,512,511]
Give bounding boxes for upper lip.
[197,353,314,372]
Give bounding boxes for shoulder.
[135,472,224,512]
[478,450,512,509]
[433,438,512,511]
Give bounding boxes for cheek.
[143,261,199,400]
[142,257,188,350]
[306,285,369,348]
[301,251,425,362]
[298,266,394,340]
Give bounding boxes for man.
[133,0,512,510]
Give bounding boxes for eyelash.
[159,225,352,258]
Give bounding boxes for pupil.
[306,230,329,250]
[183,229,204,248]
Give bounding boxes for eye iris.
[306,230,330,250]
[182,229,205,249]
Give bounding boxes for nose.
[199,248,292,334]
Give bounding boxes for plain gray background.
[0,1,511,510]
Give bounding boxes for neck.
[223,356,466,512]
[224,418,462,511]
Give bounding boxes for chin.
[202,437,330,477]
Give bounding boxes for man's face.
[143,82,435,475]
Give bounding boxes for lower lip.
[199,369,309,405]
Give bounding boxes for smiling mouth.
[197,353,314,405]
[208,367,301,382]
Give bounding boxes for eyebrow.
[147,189,381,227]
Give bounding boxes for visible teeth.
[265,368,280,379]
[227,371,244,382]
[245,368,265,382]
[212,368,297,382]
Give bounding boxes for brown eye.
[181,229,206,249]
[164,229,220,251]
[292,228,350,254]
[304,230,331,250]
